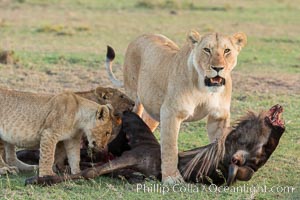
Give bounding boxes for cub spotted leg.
[5,143,37,172]
[63,133,82,174]
[39,129,59,177]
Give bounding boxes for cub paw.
[0,166,19,175]
[38,171,56,177]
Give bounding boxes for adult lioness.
[0,88,113,177]
[106,31,247,183]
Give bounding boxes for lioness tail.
[105,46,124,87]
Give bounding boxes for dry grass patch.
[36,24,90,36]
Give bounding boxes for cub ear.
[95,87,104,95]
[232,32,247,51]
[95,87,108,99]
[106,104,114,116]
[187,30,201,45]
[100,92,113,100]
[96,105,110,124]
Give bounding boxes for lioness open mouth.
[265,104,284,128]
[204,76,225,87]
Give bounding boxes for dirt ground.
[232,71,300,95]
[0,63,114,93]
[0,63,299,95]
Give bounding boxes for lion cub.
[0,88,113,177]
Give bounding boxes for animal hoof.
[0,166,19,175]
[25,176,39,186]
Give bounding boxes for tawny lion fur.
[2,87,134,173]
[106,30,247,183]
[53,87,134,171]
[0,88,113,177]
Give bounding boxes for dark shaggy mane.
[231,111,267,138]
[180,110,264,181]
[232,111,261,130]
[179,132,228,180]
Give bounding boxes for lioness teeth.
[211,77,221,83]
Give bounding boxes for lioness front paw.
[0,166,19,175]
[162,170,185,184]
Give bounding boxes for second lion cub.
[0,88,113,177]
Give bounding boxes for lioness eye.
[120,95,124,99]
[106,132,110,136]
[224,48,231,54]
[203,48,211,53]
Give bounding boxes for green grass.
[0,0,299,199]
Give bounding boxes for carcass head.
[224,104,285,185]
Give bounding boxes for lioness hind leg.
[5,143,37,172]
[63,134,81,174]
[142,111,159,132]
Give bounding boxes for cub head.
[188,30,247,92]
[94,87,135,118]
[0,50,15,65]
[87,104,114,151]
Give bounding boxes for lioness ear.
[96,105,110,124]
[106,104,114,116]
[187,30,201,44]
[232,32,247,51]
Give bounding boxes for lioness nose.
[211,66,224,72]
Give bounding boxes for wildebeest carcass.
[24,104,285,186]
